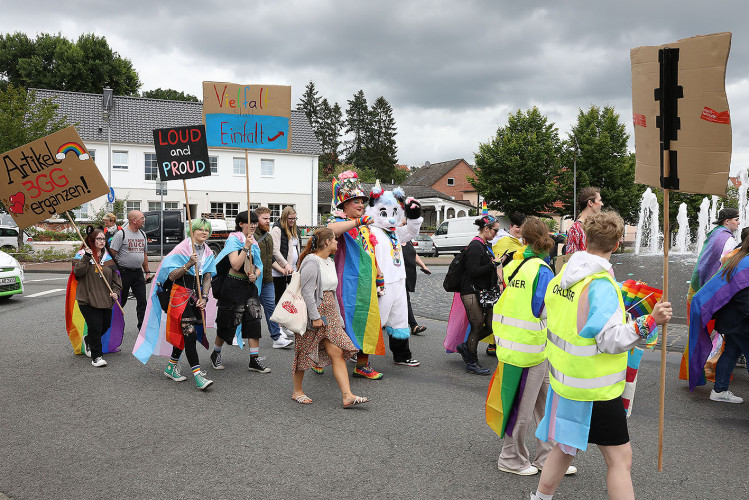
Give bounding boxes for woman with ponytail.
[291,228,369,408]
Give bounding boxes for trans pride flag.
[64,250,123,354]
[333,218,385,355]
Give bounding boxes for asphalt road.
[1,273,747,499]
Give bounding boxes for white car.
[0,249,24,298]
[0,225,32,250]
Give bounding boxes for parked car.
[0,225,32,250]
[431,215,509,255]
[143,210,232,255]
[412,233,436,257]
[0,249,24,298]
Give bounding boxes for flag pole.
[64,211,124,314]
[183,179,206,325]
[245,149,251,212]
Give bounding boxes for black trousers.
[406,291,417,329]
[78,303,112,359]
[388,335,412,362]
[119,268,147,330]
[273,275,291,304]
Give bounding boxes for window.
[435,221,448,236]
[268,203,291,223]
[125,201,141,214]
[145,153,158,181]
[261,159,275,177]
[149,201,179,212]
[88,149,96,162]
[209,156,218,174]
[113,151,128,170]
[225,203,239,218]
[233,157,246,175]
[72,203,89,219]
[447,177,455,186]
[210,202,225,215]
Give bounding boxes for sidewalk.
[22,256,163,274]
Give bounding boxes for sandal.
[343,395,370,409]
[292,394,313,404]
[311,366,325,374]
[411,325,427,335]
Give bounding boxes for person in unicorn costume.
[365,181,423,367]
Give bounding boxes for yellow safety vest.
[492,257,550,368]
[544,268,627,401]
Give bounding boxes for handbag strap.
[506,256,535,284]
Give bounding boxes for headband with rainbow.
[56,142,90,161]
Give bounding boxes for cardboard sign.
[152,125,211,181]
[631,32,732,196]
[202,81,291,150]
[0,126,109,228]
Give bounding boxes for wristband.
[356,215,373,226]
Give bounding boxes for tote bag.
[270,271,308,334]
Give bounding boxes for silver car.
[412,233,436,257]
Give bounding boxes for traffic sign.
[107,187,115,203]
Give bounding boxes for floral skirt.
[292,291,358,372]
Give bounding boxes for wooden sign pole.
[64,211,124,314]
[182,179,207,325]
[658,169,670,472]
[244,150,251,212]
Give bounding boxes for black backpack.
[443,247,468,293]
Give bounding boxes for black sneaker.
[210,350,224,370]
[248,357,271,374]
[394,358,420,367]
[466,362,490,375]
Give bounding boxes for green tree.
[316,98,344,179]
[368,96,399,182]
[0,85,69,240]
[141,88,198,101]
[470,107,565,216]
[343,90,373,168]
[0,32,141,95]
[296,80,321,127]
[567,105,642,223]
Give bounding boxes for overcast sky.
[2,1,748,174]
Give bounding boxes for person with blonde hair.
[292,227,369,407]
[532,211,672,500]
[271,206,302,337]
[493,217,569,476]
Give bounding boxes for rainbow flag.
[620,280,662,319]
[333,219,385,355]
[486,361,525,437]
[444,293,493,352]
[481,201,488,215]
[64,251,124,354]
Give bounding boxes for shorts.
[216,275,262,343]
[588,396,630,446]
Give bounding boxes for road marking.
[24,277,69,283]
[26,289,66,298]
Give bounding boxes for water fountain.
[674,202,691,253]
[709,195,719,232]
[694,197,711,255]
[634,187,661,255]
[738,168,749,241]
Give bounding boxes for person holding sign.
[73,227,122,367]
[133,219,217,391]
[211,211,269,374]
[532,212,672,500]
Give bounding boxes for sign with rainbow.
[202,81,291,150]
[0,126,109,228]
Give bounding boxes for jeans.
[714,333,749,392]
[259,280,281,340]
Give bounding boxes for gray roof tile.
[31,88,322,155]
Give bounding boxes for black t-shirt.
[714,287,749,338]
[460,239,497,295]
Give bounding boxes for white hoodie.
[545,251,642,354]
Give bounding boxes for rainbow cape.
[620,280,662,319]
[213,232,263,347]
[685,256,749,391]
[332,216,385,355]
[64,249,124,354]
[132,238,217,364]
[486,361,525,437]
[680,226,735,380]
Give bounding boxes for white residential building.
[34,89,322,226]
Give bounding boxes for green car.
[0,250,24,298]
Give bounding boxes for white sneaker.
[710,389,743,403]
[498,464,538,476]
[91,357,107,367]
[565,465,578,475]
[272,337,294,349]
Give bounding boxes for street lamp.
[102,88,114,211]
